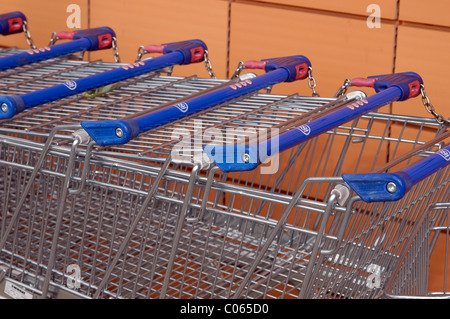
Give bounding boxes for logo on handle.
[297,124,311,136]
[175,102,189,113]
[438,149,450,162]
[64,80,77,90]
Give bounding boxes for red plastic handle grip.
[350,77,377,87]
[243,60,267,69]
[55,31,76,40]
[143,44,166,54]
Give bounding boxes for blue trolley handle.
[80,55,312,146]
[204,72,424,172]
[0,26,116,72]
[0,39,209,119]
[342,143,450,202]
[0,11,27,36]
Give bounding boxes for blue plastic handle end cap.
[263,55,312,82]
[74,27,117,51]
[0,11,27,36]
[342,172,412,203]
[368,72,423,101]
[81,118,140,146]
[0,95,25,119]
[162,39,208,65]
[203,143,260,172]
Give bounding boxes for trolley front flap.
[343,143,450,202]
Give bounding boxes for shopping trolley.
[0,66,447,299]
[0,54,319,298]
[0,14,119,95]
[0,39,216,119]
[0,26,120,71]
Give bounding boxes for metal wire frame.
[0,48,448,299]
[0,91,448,299]
[0,143,448,299]
[383,197,450,299]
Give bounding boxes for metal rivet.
[386,182,397,193]
[1,103,8,113]
[115,128,123,138]
[242,153,251,164]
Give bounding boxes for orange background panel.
[392,25,450,120]
[229,2,396,100]
[256,0,398,19]
[0,0,88,49]
[89,0,229,78]
[399,0,450,27]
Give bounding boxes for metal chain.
[420,84,450,126]
[112,37,120,63]
[307,67,320,97]
[203,50,216,79]
[134,45,146,62]
[133,46,174,75]
[48,32,58,46]
[231,61,245,79]
[22,20,36,49]
[334,78,351,98]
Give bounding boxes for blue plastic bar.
[0,39,208,119]
[342,144,450,202]
[0,38,91,71]
[206,72,424,172]
[80,55,312,146]
[0,11,27,36]
[0,26,116,71]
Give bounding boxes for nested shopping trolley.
[0,53,320,298]
[0,58,448,299]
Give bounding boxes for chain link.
[203,50,216,79]
[133,46,174,75]
[22,21,36,49]
[134,45,145,62]
[334,78,351,98]
[111,37,120,63]
[48,32,58,46]
[420,84,450,126]
[307,67,320,97]
[231,61,245,80]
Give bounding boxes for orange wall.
[0,0,89,48]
